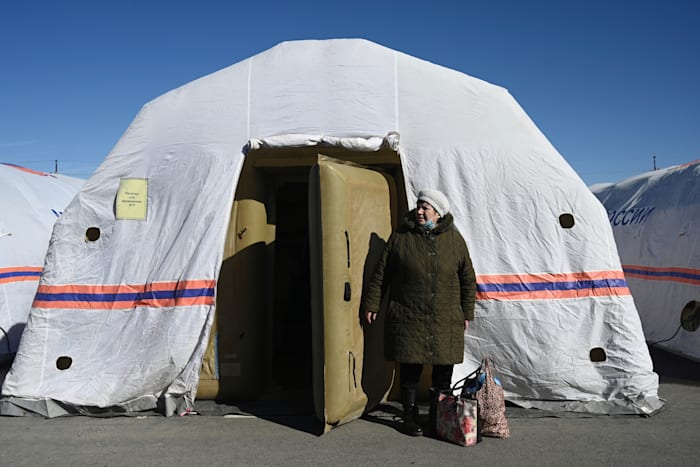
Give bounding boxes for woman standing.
[363,189,477,436]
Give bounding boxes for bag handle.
[445,364,482,394]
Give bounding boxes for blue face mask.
[423,219,435,230]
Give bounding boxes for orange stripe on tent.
[624,273,700,286]
[35,280,216,295]
[33,295,215,310]
[32,280,217,310]
[0,267,44,274]
[476,287,631,301]
[0,163,50,176]
[475,270,630,301]
[622,264,700,286]
[477,270,626,284]
[0,266,43,284]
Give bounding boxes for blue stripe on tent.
[477,278,628,293]
[34,287,215,302]
[0,270,42,279]
[623,267,700,281]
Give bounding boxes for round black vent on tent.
[589,347,606,362]
[85,227,101,242]
[56,356,73,370]
[681,301,700,332]
[559,213,575,229]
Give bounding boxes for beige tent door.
[308,155,394,432]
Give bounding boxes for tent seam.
[246,58,252,140]
[393,51,399,130]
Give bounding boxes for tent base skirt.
[0,393,191,418]
[508,395,665,417]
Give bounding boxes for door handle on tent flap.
[344,282,351,301]
[344,230,351,301]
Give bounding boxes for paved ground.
[1,347,698,466]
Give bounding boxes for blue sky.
[1,0,698,185]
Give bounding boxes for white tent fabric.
[591,161,700,362]
[0,164,84,361]
[1,39,663,416]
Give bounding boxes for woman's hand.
[464,320,470,331]
[366,311,378,324]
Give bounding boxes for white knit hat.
[417,189,450,216]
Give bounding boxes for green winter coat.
[362,210,477,365]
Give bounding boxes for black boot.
[402,387,423,436]
[427,387,439,436]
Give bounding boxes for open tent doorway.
[198,146,407,429]
[269,181,312,404]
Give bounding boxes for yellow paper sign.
[116,178,148,220]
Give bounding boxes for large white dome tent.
[0,163,84,368]
[591,161,700,362]
[1,39,663,425]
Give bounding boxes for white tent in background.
[591,161,700,361]
[0,164,84,365]
[1,39,663,424]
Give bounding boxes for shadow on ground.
[648,345,700,383]
[194,389,322,435]
[194,346,700,433]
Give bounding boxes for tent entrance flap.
[308,156,395,431]
[199,147,403,427]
